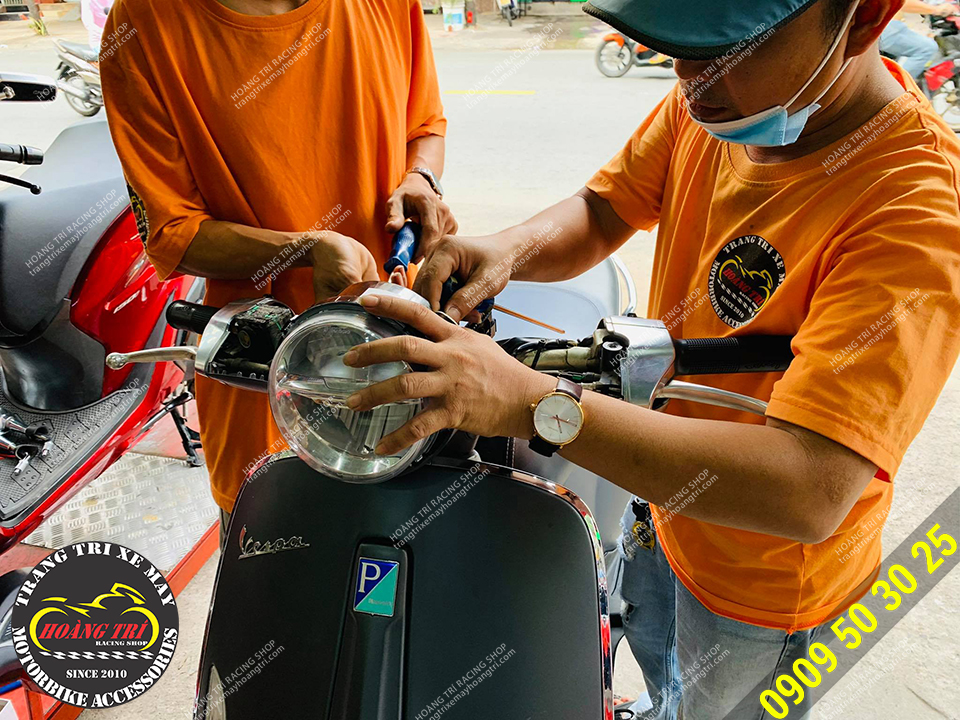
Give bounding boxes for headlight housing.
[268,282,432,483]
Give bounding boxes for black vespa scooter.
[105,273,792,720]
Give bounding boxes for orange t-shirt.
[586,60,960,631]
[100,0,446,512]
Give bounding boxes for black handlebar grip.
[166,301,219,334]
[0,143,43,165]
[673,336,794,375]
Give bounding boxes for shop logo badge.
[353,558,399,617]
[11,542,179,708]
[708,235,786,329]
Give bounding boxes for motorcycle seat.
[58,40,99,64]
[0,119,128,338]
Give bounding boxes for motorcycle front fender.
[602,32,625,46]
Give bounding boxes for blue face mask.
[690,2,857,147]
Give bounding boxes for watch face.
[533,393,583,445]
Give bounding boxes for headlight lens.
[268,286,430,483]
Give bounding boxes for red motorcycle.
[0,74,201,600]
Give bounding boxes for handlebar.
[116,293,794,417]
[166,300,219,335]
[165,299,794,377]
[0,143,43,165]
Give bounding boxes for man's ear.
[847,0,905,56]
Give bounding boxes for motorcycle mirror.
[0,72,57,102]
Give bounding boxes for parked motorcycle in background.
[595,32,673,78]
[51,37,102,117]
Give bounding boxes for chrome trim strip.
[246,448,297,481]
[610,254,638,316]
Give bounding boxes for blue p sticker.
[353,558,399,617]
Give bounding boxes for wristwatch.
[407,166,443,199]
[528,378,585,457]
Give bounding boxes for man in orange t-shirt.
[99,0,454,532]
[335,0,960,717]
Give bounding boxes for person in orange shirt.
[337,0,960,717]
[98,0,454,539]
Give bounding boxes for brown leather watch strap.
[555,377,583,401]
[528,378,583,457]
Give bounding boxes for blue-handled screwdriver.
[385,222,563,333]
[384,223,491,312]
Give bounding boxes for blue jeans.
[617,501,825,720]
[879,20,939,80]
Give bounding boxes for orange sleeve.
[765,184,960,479]
[405,0,446,142]
[584,84,681,231]
[99,5,214,280]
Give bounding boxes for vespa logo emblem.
[237,525,310,560]
[353,558,399,617]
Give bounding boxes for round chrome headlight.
[268,282,431,483]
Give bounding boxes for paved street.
[1,14,957,719]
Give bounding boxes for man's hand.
[341,293,553,454]
[384,173,457,259]
[934,2,956,15]
[305,231,379,302]
[412,234,516,321]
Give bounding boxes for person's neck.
[214,0,309,15]
[745,54,907,164]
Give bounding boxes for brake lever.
[106,346,198,369]
[655,380,768,417]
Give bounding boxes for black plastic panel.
[197,459,605,719]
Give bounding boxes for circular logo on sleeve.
[708,235,785,328]
[10,542,178,709]
[126,183,150,247]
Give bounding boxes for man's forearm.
[177,220,306,280]
[514,379,874,544]
[406,134,445,178]
[492,189,635,283]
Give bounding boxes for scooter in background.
[881,9,960,130]
[595,32,673,78]
[51,37,102,117]
[0,72,203,696]
[497,0,520,27]
[108,229,793,718]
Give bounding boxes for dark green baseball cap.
[583,0,822,60]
